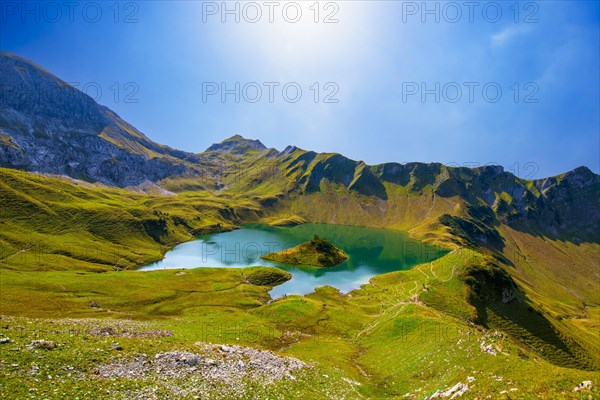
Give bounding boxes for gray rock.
[501,287,516,304]
[572,380,593,392]
[219,345,232,353]
[183,356,199,366]
[204,358,217,367]
[28,340,56,350]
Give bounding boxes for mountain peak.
[281,145,298,155]
[205,135,267,153]
[567,166,594,176]
[560,166,598,186]
[224,134,246,141]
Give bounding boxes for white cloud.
[491,26,531,47]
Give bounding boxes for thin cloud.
[491,26,531,47]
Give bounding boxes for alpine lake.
[140,223,448,298]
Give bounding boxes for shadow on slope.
[464,260,599,370]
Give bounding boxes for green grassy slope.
[1,251,598,399]
[1,165,599,398]
[0,168,255,271]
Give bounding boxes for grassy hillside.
[1,251,598,399]
[0,168,259,271]
[1,166,598,398]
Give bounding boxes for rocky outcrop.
[95,343,308,386]
[0,51,193,186]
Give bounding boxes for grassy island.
[261,235,348,267]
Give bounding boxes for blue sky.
[1,1,598,178]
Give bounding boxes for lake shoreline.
[139,223,448,297]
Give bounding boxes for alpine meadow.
[0,1,599,399]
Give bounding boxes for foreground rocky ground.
[1,314,597,399]
[0,316,360,399]
[95,343,309,398]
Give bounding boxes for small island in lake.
[261,235,348,267]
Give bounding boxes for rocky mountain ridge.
[1,51,598,244]
[0,52,197,186]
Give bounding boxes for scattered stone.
[466,376,475,383]
[573,381,593,392]
[426,382,469,399]
[89,300,101,309]
[342,377,362,386]
[111,343,123,351]
[182,355,199,366]
[28,364,40,375]
[219,345,232,353]
[479,339,497,356]
[0,337,10,344]
[97,327,115,336]
[28,340,56,350]
[205,358,217,367]
[95,343,309,387]
[88,327,172,339]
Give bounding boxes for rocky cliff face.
[529,166,600,240]
[0,52,194,186]
[265,145,598,241]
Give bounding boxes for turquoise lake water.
[139,223,447,298]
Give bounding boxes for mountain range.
[1,51,599,384]
[1,51,597,242]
